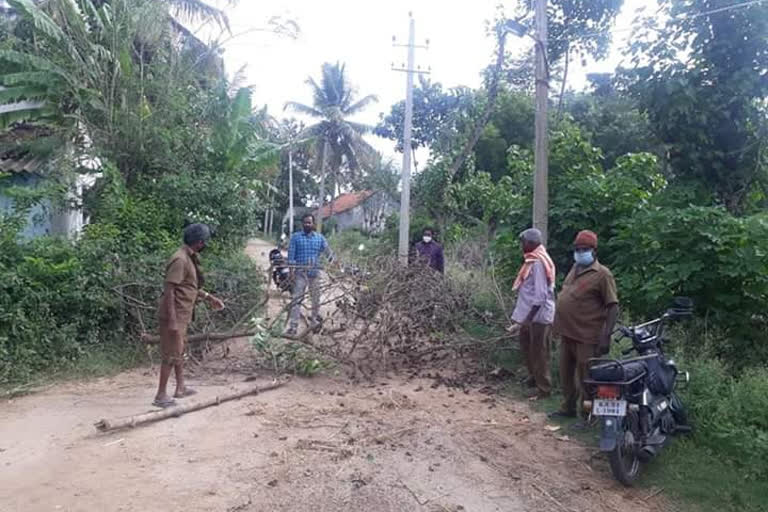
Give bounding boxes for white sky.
[208,0,656,161]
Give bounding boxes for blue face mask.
[574,250,594,266]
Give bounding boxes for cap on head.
[183,223,211,246]
[573,230,598,249]
[519,228,543,246]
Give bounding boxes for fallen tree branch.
[94,379,288,432]
[141,331,257,345]
[141,292,269,345]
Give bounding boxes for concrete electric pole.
[392,13,429,264]
[533,0,549,244]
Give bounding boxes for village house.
[0,125,90,239]
[315,190,398,234]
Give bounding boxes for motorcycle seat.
[589,360,647,383]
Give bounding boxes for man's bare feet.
[174,387,197,398]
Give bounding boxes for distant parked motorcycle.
[269,248,292,293]
[584,297,693,485]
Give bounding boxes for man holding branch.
[153,223,224,408]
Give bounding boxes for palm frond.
[298,122,330,140]
[7,0,66,43]
[284,101,323,118]
[344,120,374,135]
[0,50,73,85]
[166,0,230,32]
[80,0,105,32]
[0,85,48,103]
[230,87,253,122]
[320,61,346,108]
[344,94,378,116]
[1,71,55,87]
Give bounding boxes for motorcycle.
[584,297,693,486]
[268,248,292,293]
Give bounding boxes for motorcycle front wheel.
[609,413,641,486]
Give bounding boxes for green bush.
[677,354,768,480]
[0,211,264,387]
[610,207,768,363]
[0,235,120,383]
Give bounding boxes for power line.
[555,0,767,42]
[688,0,767,19]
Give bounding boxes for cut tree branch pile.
[259,256,480,376]
[124,253,494,378]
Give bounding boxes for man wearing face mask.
[286,214,334,336]
[154,223,225,408]
[551,230,619,421]
[413,227,444,274]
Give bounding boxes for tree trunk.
[328,169,339,234]
[94,380,287,432]
[445,30,507,183]
[263,188,271,237]
[556,42,570,121]
[316,140,329,232]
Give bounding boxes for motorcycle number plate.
[593,399,627,417]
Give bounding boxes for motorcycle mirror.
[672,296,693,309]
[667,297,693,318]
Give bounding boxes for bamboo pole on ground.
[141,331,256,345]
[94,379,288,432]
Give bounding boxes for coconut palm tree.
[285,61,378,230]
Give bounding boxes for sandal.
[174,388,197,398]
[152,397,177,408]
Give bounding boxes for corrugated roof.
[315,190,376,219]
[0,154,44,173]
[0,123,50,174]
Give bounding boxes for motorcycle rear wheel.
[609,414,641,486]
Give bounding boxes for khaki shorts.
[158,322,189,365]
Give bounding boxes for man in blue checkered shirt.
[286,213,334,335]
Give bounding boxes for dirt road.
[0,240,674,512]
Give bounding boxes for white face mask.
[423,236,432,244]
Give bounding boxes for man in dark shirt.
[550,230,619,423]
[154,224,224,408]
[413,227,444,273]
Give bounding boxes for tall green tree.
[285,61,378,226]
[374,77,470,162]
[618,0,768,213]
[564,74,661,169]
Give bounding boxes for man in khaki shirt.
[154,223,224,408]
[551,230,619,422]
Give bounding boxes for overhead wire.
[553,0,768,43]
